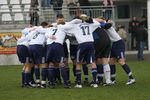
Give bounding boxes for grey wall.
[0,54,21,65]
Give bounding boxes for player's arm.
[90,19,101,32]
[17,30,35,43]
[68,18,82,24]
[45,28,56,40]
[49,36,56,40]
[58,23,74,35]
[21,28,29,35]
[100,22,112,29]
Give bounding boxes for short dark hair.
[40,21,48,27]
[56,14,64,19]
[97,16,105,20]
[85,17,93,23]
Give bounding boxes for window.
[142,8,147,17]
[117,5,130,19]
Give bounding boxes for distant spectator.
[40,0,51,8]
[140,15,148,49]
[140,15,147,29]
[51,0,63,16]
[30,8,39,26]
[102,0,113,20]
[77,0,91,16]
[30,0,39,26]
[31,0,39,8]
[77,0,91,7]
[128,16,140,50]
[135,23,148,61]
[117,25,127,42]
[67,0,80,19]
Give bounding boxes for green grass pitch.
[0,61,150,100]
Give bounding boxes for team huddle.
[17,14,136,89]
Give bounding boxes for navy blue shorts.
[46,43,64,63]
[29,45,46,64]
[63,42,69,58]
[70,44,78,61]
[17,45,30,63]
[76,42,95,64]
[110,40,125,59]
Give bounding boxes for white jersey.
[60,19,100,44]
[29,26,47,45]
[105,27,121,42]
[51,22,57,26]
[45,25,66,45]
[17,27,36,46]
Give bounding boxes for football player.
[28,22,48,88]
[60,15,100,88]
[45,22,70,88]
[17,24,36,88]
[96,17,136,85]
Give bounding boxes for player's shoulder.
[21,27,31,34]
[37,26,47,32]
[46,26,55,31]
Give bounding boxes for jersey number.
[52,29,58,35]
[33,32,40,39]
[80,26,90,35]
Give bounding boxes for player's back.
[29,26,47,45]
[17,27,35,46]
[46,26,66,45]
[65,21,99,44]
[75,23,94,44]
[105,27,121,42]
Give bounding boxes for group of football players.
[17,14,136,89]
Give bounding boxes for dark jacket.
[78,0,91,6]
[31,0,38,7]
[135,26,148,42]
[128,20,139,34]
[140,20,147,29]
[51,0,63,10]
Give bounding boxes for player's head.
[97,16,105,20]
[28,24,33,28]
[79,14,93,23]
[141,15,146,21]
[95,16,106,23]
[40,21,48,28]
[131,16,137,21]
[56,14,65,25]
[80,14,89,21]
[85,17,93,23]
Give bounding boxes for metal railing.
[0,6,115,29]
